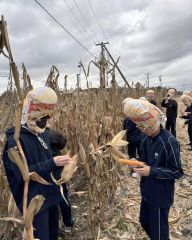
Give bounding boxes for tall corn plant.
[0,16,50,240]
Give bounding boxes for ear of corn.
[51,155,78,185]
[118,159,145,167]
[60,154,78,183]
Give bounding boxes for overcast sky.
[0,0,192,92]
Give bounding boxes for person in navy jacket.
[123,117,144,158]
[47,129,74,232]
[2,87,70,240]
[180,94,192,150]
[161,88,178,137]
[123,98,183,240]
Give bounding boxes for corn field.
[0,16,192,240]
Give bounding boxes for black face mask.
[36,118,47,129]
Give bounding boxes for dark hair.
[49,130,67,150]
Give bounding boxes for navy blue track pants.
[140,199,170,240]
[188,123,192,144]
[165,118,176,137]
[33,204,59,240]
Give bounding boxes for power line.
[72,0,99,44]
[62,0,96,45]
[50,1,83,37]
[34,0,95,58]
[87,0,107,40]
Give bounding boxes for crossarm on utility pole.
[103,44,131,89]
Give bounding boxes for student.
[2,86,70,240]
[122,98,144,177]
[146,89,157,105]
[161,88,178,137]
[123,117,145,178]
[123,98,183,240]
[180,94,192,151]
[47,129,74,232]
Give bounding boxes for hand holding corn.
[54,155,70,166]
[133,165,150,176]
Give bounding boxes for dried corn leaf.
[0,217,23,225]
[29,172,51,185]
[24,195,45,230]
[78,142,86,164]
[107,139,128,147]
[111,130,126,144]
[8,194,20,217]
[8,147,29,181]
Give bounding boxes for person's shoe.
[132,172,139,178]
[64,225,73,233]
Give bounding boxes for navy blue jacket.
[123,117,144,143]
[2,127,63,213]
[149,99,157,106]
[182,105,192,126]
[161,99,178,119]
[140,128,183,207]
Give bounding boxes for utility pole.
[95,42,131,89]
[95,42,109,88]
[64,75,68,92]
[76,73,80,89]
[147,73,150,88]
[76,61,82,90]
[103,43,131,89]
[159,75,162,88]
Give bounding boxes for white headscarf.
[22,86,58,133]
[123,98,165,134]
[181,94,192,107]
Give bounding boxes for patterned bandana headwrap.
[183,90,192,97]
[181,94,192,107]
[21,86,58,133]
[139,96,148,101]
[123,98,165,134]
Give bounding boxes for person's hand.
[53,155,70,166]
[133,165,150,176]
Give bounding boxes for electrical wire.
[34,0,96,58]
[62,0,97,45]
[72,0,99,43]
[87,0,107,40]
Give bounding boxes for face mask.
[36,118,48,129]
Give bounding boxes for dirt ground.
[61,115,192,240]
